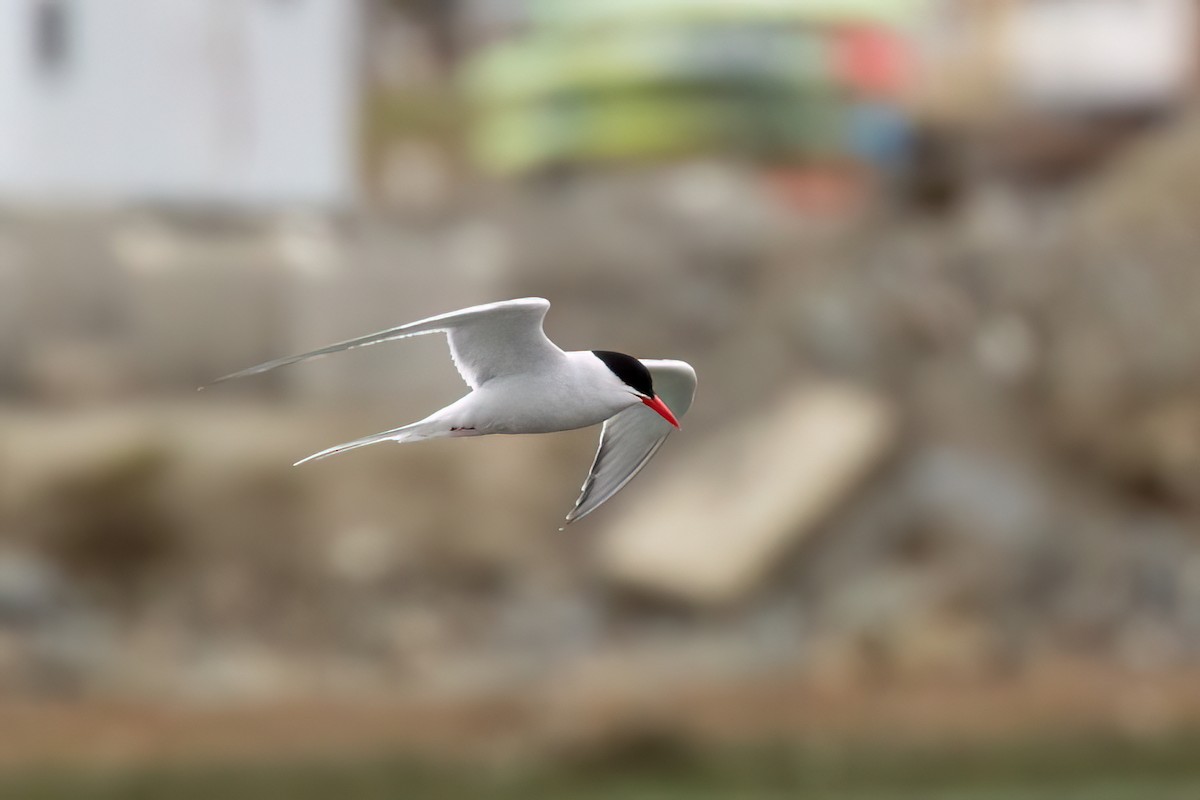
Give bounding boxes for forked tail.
[293,420,446,466]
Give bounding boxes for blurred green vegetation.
[5,732,1200,800]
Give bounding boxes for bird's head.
[591,350,680,429]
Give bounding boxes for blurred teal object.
[464,0,923,174]
[847,101,913,171]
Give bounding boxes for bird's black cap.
[592,350,654,396]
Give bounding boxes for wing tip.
[561,503,583,526]
[562,496,598,526]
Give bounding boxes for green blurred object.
[464,0,923,174]
[473,86,847,174]
[463,27,832,104]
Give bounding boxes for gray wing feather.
[206,298,558,389]
[565,359,696,524]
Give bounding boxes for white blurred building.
[0,0,361,208]
[1008,0,1197,111]
[917,0,1198,123]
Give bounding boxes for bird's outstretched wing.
[206,298,561,390]
[565,359,696,524]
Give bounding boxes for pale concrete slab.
[598,383,897,606]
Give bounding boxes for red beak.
[642,395,681,429]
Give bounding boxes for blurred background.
[4,0,1200,796]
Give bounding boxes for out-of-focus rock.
[882,609,998,681]
[0,550,63,626]
[905,445,1048,549]
[809,604,998,685]
[598,383,897,606]
[973,313,1038,385]
[26,611,120,697]
[1029,111,1200,507]
[326,524,399,585]
[23,339,136,405]
[177,642,310,701]
[30,444,178,606]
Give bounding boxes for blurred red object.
[836,26,912,98]
[763,163,872,216]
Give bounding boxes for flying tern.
[209,298,696,523]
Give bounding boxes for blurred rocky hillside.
[4,111,1200,759]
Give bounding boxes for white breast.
[446,351,637,435]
